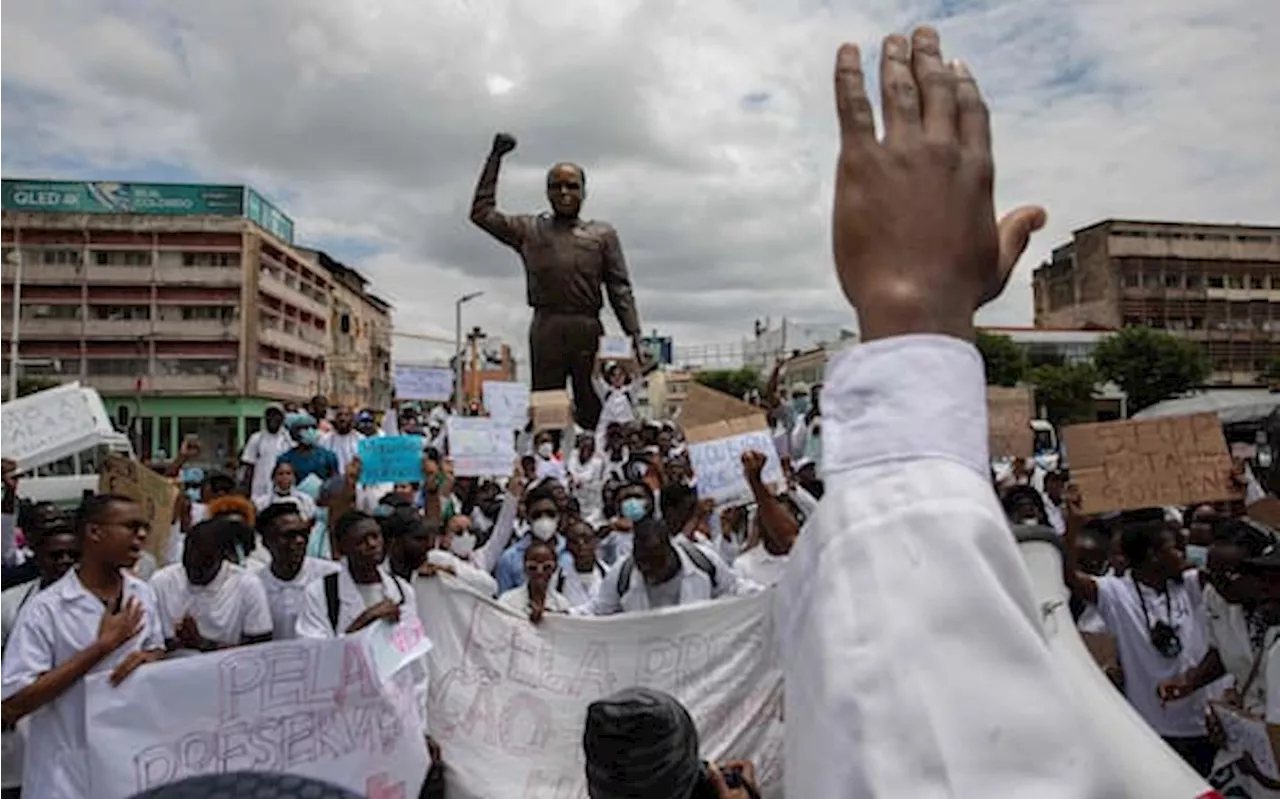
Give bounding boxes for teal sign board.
[2,180,244,216]
[244,187,295,244]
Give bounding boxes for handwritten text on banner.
[418,579,784,799]
[85,638,429,799]
[483,381,530,430]
[394,365,454,402]
[358,435,426,485]
[688,430,784,506]
[448,417,516,477]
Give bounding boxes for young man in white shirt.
[320,405,365,474]
[732,451,802,589]
[0,494,166,799]
[239,405,293,500]
[251,503,340,640]
[295,510,415,638]
[150,517,274,655]
[559,519,608,606]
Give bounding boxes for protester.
[592,359,638,441]
[532,430,568,483]
[0,495,166,799]
[499,539,572,622]
[382,505,438,582]
[355,408,382,438]
[731,451,800,588]
[308,394,333,434]
[239,405,293,499]
[560,519,608,606]
[295,510,415,637]
[251,503,340,640]
[277,412,340,484]
[252,460,317,521]
[321,405,365,474]
[149,517,274,655]
[495,482,575,593]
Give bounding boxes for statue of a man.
[469,131,646,431]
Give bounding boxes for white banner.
[394,365,454,402]
[85,637,430,799]
[447,417,516,477]
[417,578,785,799]
[483,380,530,430]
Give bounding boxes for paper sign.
[394,365,454,402]
[447,417,515,477]
[361,616,434,683]
[85,637,429,799]
[1062,413,1238,515]
[987,386,1034,458]
[688,427,785,506]
[1,382,115,472]
[1211,702,1279,780]
[417,578,785,799]
[482,381,530,430]
[98,455,177,565]
[597,335,634,361]
[357,435,425,485]
[530,389,572,432]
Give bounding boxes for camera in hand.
[1149,620,1183,659]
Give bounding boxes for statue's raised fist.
[491,132,517,156]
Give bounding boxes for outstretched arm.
[601,227,642,337]
[469,133,529,249]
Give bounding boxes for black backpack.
[616,539,717,595]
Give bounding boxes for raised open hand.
[831,27,1046,342]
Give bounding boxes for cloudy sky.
[3,0,1278,368]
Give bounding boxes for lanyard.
[1132,574,1175,634]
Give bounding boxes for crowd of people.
[0,25,1277,799]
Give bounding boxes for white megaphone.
[1014,525,1224,799]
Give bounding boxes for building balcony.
[88,373,240,395]
[154,265,243,286]
[151,319,240,339]
[258,325,327,359]
[83,265,153,284]
[3,262,84,285]
[259,270,329,318]
[1,317,83,338]
[83,318,154,338]
[256,375,319,401]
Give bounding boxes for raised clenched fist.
[491,132,517,156]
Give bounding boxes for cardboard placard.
[530,389,572,432]
[680,382,766,433]
[1245,497,1280,530]
[987,386,1034,458]
[597,335,635,361]
[98,455,178,565]
[1061,413,1238,515]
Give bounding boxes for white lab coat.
[576,540,753,615]
[241,428,295,500]
[294,563,415,639]
[775,335,1123,798]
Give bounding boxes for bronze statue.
[469,132,646,431]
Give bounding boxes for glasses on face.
[526,561,557,576]
[530,509,558,521]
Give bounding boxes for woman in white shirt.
[149,518,274,655]
[592,360,637,442]
[499,539,572,622]
[560,519,608,607]
[253,461,317,521]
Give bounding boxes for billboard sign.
[2,180,245,216]
[244,187,296,244]
[641,335,674,366]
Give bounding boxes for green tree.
[1029,362,1099,426]
[975,332,1028,387]
[1093,327,1210,413]
[694,367,761,399]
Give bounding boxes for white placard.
[688,429,785,506]
[417,578,785,799]
[1213,702,1279,780]
[447,416,516,477]
[394,365,454,402]
[482,380,530,430]
[85,637,430,799]
[0,382,115,472]
[361,616,434,684]
[597,335,634,360]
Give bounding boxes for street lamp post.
[6,246,23,401]
[454,291,483,410]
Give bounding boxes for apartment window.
[94,251,150,266]
[20,304,81,320]
[181,252,240,267]
[1142,273,1160,288]
[41,249,82,265]
[1123,273,1140,288]
[155,358,237,377]
[86,358,149,376]
[1163,273,1183,289]
[1250,275,1266,290]
[1154,231,1186,240]
[180,306,236,322]
[89,305,150,321]
[1208,276,1225,289]
[1227,275,1245,289]
[1186,274,1204,289]
[1239,235,1273,243]
[340,313,351,334]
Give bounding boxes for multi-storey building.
[1032,219,1280,386]
[0,179,332,462]
[299,248,393,411]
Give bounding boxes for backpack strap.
[324,572,341,634]
[676,540,718,589]
[618,557,635,596]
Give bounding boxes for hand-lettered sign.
[682,384,781,506]
[987,386,1034,458]
[357,435,425,485]
[393,365,454,402]
[98,455,177,565]
[1062,413,1238,515]
[483,381,530,430]
[447,417,515,477]
[417,578,785,799]
[597,335,634,361]
[530,390,572,432]
[85,637,430,799]
[1,382,113,472]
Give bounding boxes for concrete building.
[299,248,393,411]
[1032,219,1280,386]
[0,179,331,462]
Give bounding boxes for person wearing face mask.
[533,431,568,484]
[354,409,383,439]
[423,513,502,598]
[276,413,340,485]
[494,484,576,593]
[600,481,654,565]
[252,461,317,522]
[320,406,366,474]
[782,382,813,459]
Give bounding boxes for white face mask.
[537,442,554,459]
[531,517,559,541]
[451,531,477,558]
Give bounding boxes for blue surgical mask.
[791,397,811,416]
[620,497,649,522]
[185,487,202,502]
[298,428,321,447]
[1184,544,1209,569]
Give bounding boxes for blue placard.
[357,435,424,485]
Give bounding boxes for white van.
[18,433,137,508]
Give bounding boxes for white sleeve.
[241,575,275,638]
[788,486,820,520]
[0,600,53,701]
[1244,464,1267,505]
[1265,637,1280,724]
[591,373,609,400]
[697,542,755,598]
[295,580,336,639]
[1,514,17,564]
[474,493,519,574]
[574,561,624,616]
[776,335,1119,799]
[241,432,262,465]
